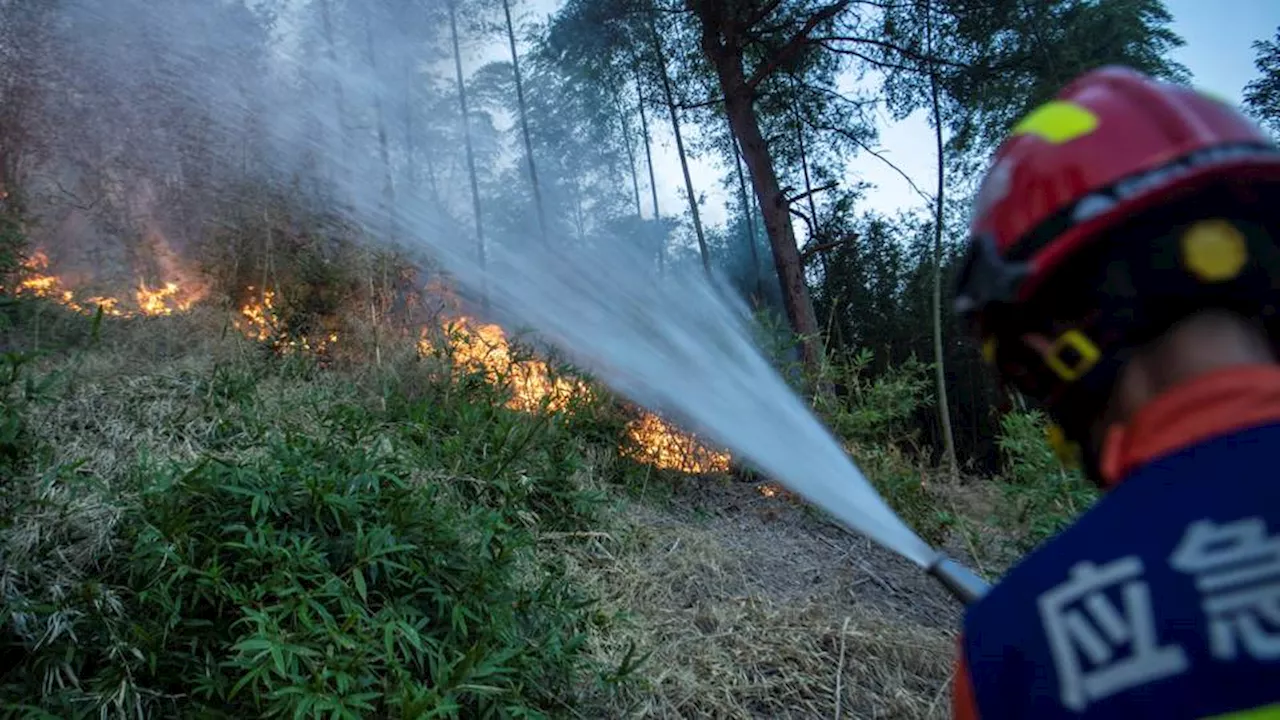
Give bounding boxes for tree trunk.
[730,125,763,302]
[648,18,710,276]
[792,88,830,282]
[612,85,644,217]
[502,0,549,246]
[449,0,488,305]
[634,63,664,274]
[927,4,959,479]
[318,0,348,190]
[697,23,824,370]
[403,62,418,192]
[363,14,395,236]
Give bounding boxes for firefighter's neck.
[1093,310,1276,442]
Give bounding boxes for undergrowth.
[0,299,643,719]
[0,265,1096,719]
[994,409,1099,552]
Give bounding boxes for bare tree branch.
[746,0,852,90]
[812,35,972,69]
[817,45,922,74]
[786,180,838,204]
[809,119,934,205]
[54,180,101,211]
[789,205,815,236]
[801,233,858,262]
[678,96,726,111]
[745,0,786,29]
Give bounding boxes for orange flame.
[232,286,337,355]
[756,483,791,499]
[136,281,192,316]
[6,250,196,317]
[419,317,591,413]
[623,413,731,474]
[421,313,731,474]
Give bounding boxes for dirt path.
[575,475,963,719]
[633,478,964,629]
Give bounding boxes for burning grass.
[418,313,733,476]
[10,250,203,317]
[8,248,729,476]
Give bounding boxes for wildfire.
[624,413,732,474]
[8,251,196,317]
[235,286,282,341]
[6,254,732,476]
[421,314,732,475]
[136,281,193,316]
[419,316,591,413]
[233,286,338,355]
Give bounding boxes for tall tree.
[644,12,711,275]
[865,0,1186,467]
[924,0,957,478]
[501,0,549,246]
[687,0,851,372]
[730,129,763,301]
[449,0,489,301]
[612,85,645,217]
[635,64,666,272]
[1245,25,1280,137]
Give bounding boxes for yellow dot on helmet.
[1010,101,1099,144]
[1181,219,1247,283]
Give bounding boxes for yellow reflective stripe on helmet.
[1201,703,1280,720]
[1011,101,1100,144]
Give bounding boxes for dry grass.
[3,309,357,632]
[568,501,957,720]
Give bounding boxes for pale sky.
[490,0,1280,231]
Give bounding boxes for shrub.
[0,333,628,719]
[817,347,932,449]
[995,409,1099,551]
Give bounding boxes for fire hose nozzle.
[926,554,991,606]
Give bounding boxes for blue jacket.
[953,366,1280,719]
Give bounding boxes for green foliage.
[818,347,933,448]
[0,351,54,477]
[882,0,1190,157]
[0,212,26,285]
[855,443,955,548]
[806,346,955,545]
[0,338,637,718]
[1244,25,1280,137]
[995,409,1099,551]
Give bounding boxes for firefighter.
[949,65,1280,718]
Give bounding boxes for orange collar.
[1099,364,1280,487]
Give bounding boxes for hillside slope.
[0,304,973,718]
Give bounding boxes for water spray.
[53,0,1001,614]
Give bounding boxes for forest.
[2,0,1280,717]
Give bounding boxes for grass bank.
[0,294,1091,719]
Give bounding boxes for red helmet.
[956,65,1280,322]
[954,66,1280,476]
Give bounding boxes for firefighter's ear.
[1019,332,1054,356]
[1046,422,1083,469]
